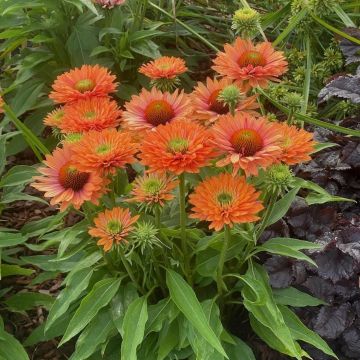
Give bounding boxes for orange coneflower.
[140,120,217,175]
[59,97,122,134]
[44,107,65,128]
[128,173,178,208]
[212,38,288,90]
[49,65,117,104]
[72,129,137,175]
[139,56,187,79]
[275,122,316,165]
[212,113,281,176]
[31,146,108,211]
[191,77,259,125]
[89,207,139,251]
[189,173,263,231]
[123,88,192,131]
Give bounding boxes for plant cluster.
[5,32,347,359]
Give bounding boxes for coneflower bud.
[260,164,295,195]
[231,8,260,38]
[218,85,243,115]
[282,92,303,111]
[129,222,163,254]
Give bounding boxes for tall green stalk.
[217,225,231,295]
[179,173,191,284]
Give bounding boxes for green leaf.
[60,277,121,345]
[121,296,148,360]
[0,232,27,247]
[145,297,179,336]
[111,283,138,337]
[312,142,339,153]
[46,268,94,333]
[280,305,338,359]
[241,264,305,359]
[294,178,355,205]
[70,310,116,360]
[166,269,228,358]
[0,327,29,360]
[273,287,326,307]
[223,336,256,360]
[4,292,54,312]
[79,0,99,15]
[0,165,38,187]
[157,320,179,360]
[0,264,34,277]
[267,188,299,226]
[258,239,318,267]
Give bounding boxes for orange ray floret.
[139,56,187,79]
[59,97,122,134]
[44,107,65,128]
[212,113,282,176]
[89,207,139,251]
[189,173,263,231]
[31,146,108,211]
[128,173,178,208]
[212,38,288,90]
[275,122,316,165]
[123,87,192,131]
[140,120,217,175]
[49,65,117,104]
[191,77,259,125]
[71,129,137,175]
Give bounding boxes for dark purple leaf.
[339,28,360,65]
[315,248,356,283]
[302,277,336,303]
[318,70,360,104]
[264,257,294,288]
[342,327,360,358]
[313,303,355,340]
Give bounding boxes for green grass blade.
[273,8,308,47]
[312,14,360,45]
[258,88,360,137]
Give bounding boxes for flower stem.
[154,206,161,229]
[256,190,279,242]
[118,246,144,294]
[179,173,192,284]
[217,225,231,296]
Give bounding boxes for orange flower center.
[106,220,122,235]
[144,100,175,126]
[167,137,189,154]
[230,129,263,156]
[217,192,233,206]
[282,136,292,148]
[75,79,95,93]
[58,164,90,191]
[238,51,266,67]
[208,89,229,115]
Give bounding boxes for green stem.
[217,225,231,295]
[286,108,294,125]
[118,246,144,294]
[154,206,161,229]
[148,1,220,52]
[179,173,191,284]
[256,191,278,242]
